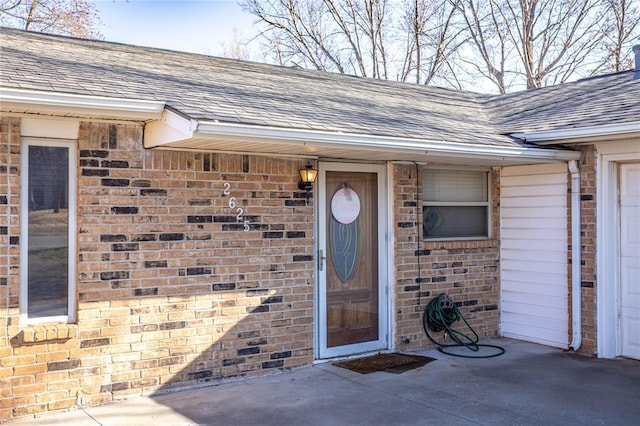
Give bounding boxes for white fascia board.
[191,121,581,162]
[512,121,640,144]
[144,109,198,147]
[0,87,165,120]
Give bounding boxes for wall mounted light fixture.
[298,162,318,204]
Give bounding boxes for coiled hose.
[422,293,505,358]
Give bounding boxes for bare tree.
[398,0,465,86]
[0,0,102,38]
[596,0,640,73]
[454,0,518,92]
[241,0,463,84]
[241,0,392,77]
[453,0,606,93]
[243,0,347,73]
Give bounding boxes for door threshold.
[314,348,393,364]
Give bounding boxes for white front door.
[317,162,388,359]
[619,162,640,359]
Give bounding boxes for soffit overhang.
[145,109,581,166]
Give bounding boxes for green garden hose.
[422,293,505,358]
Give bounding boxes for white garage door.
[500,164,568,348]
[620,163,640,360]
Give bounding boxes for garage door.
[500,164,568,348]
[620,163,640,359]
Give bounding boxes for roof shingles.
[1,28,638,145]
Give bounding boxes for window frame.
[421,166,492,241]
[20,137,77,325]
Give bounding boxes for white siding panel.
[500,323,568,348]
[501,206,565,218]
[501,310,566,331]
[502,259,567,275]
[498,173,568,187]
[500,163,568,349]
[501,270,567,291]
[501,239,565,251]
[502,291,567,308]
[501,217,566,230]
[501,184,567,198]
[501,163,567,176]
[502,285,567,302]
[500,195,566,208]
[502,249,566,262]
[502,228,565,241]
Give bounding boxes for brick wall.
[576,146,597,355]
[393,164,501,351]
[1,117,21,420]
[1,119,314,421]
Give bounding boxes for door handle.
[318,249,326,271]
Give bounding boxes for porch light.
[298,162,318,204]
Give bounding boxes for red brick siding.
[577,146,597,355]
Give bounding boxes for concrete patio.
[8,339,640,425]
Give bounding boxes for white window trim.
[20,137,77,325]
[422,166,492,241]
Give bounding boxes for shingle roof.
[485,71,639,134]
[0,28,504,146]
[1,27,638,145]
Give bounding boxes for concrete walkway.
[8,339,640,425]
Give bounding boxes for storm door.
[317,163,388,359]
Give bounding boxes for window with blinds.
[422,169,489,239]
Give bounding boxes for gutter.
[0,87,165,121]
[568,160,582,351]
[194,121,581,160]
[144,118,581,163]
[512,122,640,145]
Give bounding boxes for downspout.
[568,160,582,351]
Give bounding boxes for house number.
[223,182,250,232]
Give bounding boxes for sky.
[93,0,262,57]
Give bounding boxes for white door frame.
[316,162,390,359]
[596,141,639,358]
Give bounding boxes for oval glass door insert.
[330,184,360,281]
